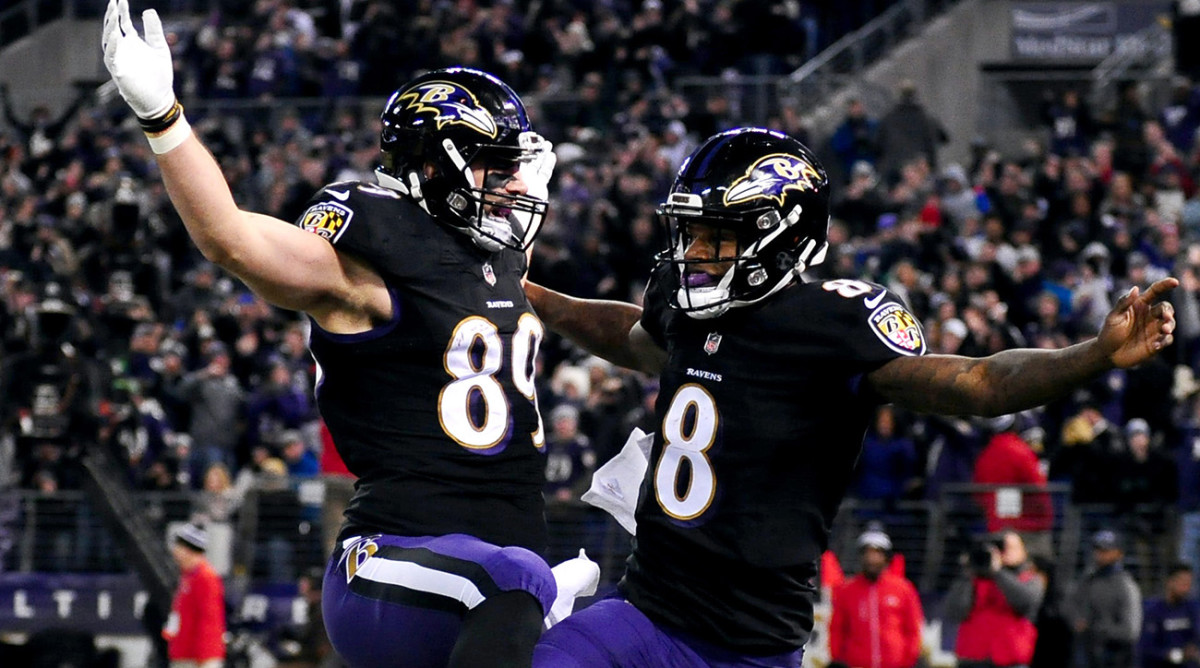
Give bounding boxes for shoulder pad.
[295,181,414,244]
[295,181,432,281]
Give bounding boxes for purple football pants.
[534,598,804,668]
[322,533,556,668]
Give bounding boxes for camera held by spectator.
[967,533,1004,576]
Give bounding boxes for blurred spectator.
[1123,350,1176,437]
[1159,78,1200,155]
[1074,242,1115,334]
[0,83,92,166]
[875,79,948,185]
[1053,398,1122,504]
[167,341,245,484]
[275,567,343,668]
[2,287,102,490]
[543,404,596,504]
[164,523,226,668]
[1115,418,1178,587]
[1074,529,1143,668]
[278,430,319,480]
[243,360,314,464]
[828,524,923,668]
[194,462,240,525]
[920,414,986,500]
[1178,393,1200,577]
[1029,554,1074,668]
[249,457,315,583]
[832,160,890,239]
[972,414,1053,557]
[1041,88,1095,158]
[169,263,223,324]
[579,363,641,463]
[1102,81,1151,181]
[29,469,76,572]
[945,530,1043,668]
[851,405,919,506]
[829,97,879,184]
[99,377,175,485]
[938,163,982,230]
[1140,562,1200,668]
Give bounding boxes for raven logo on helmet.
[723,153,823,206]
[398,81,499,139]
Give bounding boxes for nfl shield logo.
[482,262,496,286]
[704,332,722,355]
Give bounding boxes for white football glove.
[544,549,600,628]
[101,0,176,120]
[518,131,556,203]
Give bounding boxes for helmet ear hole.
[775,252,796,272]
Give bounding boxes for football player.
[101,2,563,666]
[526,127,1178,667]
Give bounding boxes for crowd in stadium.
[3,0,1200,665]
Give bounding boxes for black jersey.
[296,181,548,553]
[621,264,927,654]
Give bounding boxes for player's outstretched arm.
[867,277,1179,416]
[525,282,665,374]
[101,0,355,315]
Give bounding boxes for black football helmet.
[656,127,831,319]
[377,67,548,252]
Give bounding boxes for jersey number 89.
[439,314,545,450]
[655,384,719,520]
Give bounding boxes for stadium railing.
[3,478,1181,598]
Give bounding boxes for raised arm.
[102,0,377,322]
[153,139,368,315]
[868,278,1178,415]
[525,282,665,375]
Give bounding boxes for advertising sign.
[1011,1,1170,62]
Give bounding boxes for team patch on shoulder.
[300,200,353,243]
[868,302,926,355]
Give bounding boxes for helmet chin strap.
[374,167,434,215]
[375,169,410,196]
[678,272,736,320]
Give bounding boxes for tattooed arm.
[525,282,666,375]
[867,278,1179,415]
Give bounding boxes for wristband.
[138,100,183,134]
[145,114,192,154]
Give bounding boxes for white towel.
[580,428,654,536]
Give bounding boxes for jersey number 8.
[439,314,545,450]
[655,384,719,520]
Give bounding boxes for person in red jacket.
[829,524,925,668]
[973,414,1053,557]
[164,523,226,668]
[946,530,1044,668]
